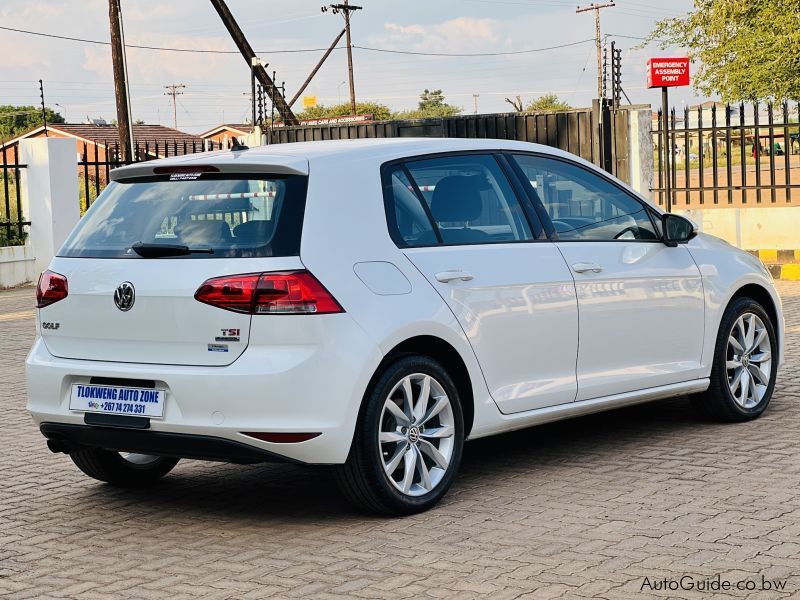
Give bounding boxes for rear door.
[509,153,705,401]
[39,171,308,366]
[383,153,579,414]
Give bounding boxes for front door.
[509,153,705,401]
[382,153,579,414]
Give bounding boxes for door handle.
[571,262,603,274]
[435,270,474,283]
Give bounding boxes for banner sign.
[647,58,690,88]
[272,114,374,128]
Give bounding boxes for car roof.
[109,137,581,181]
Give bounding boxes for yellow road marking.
[758,249,778,263]
[780,264,800,281]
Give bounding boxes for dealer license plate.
[69,384,165,418]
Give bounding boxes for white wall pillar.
[20,138,79,276]
[627,108,654,200]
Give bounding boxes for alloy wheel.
[726,312,772,409]
[378,373,455,497]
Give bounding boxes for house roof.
[1,123,203,155]
[199,124,253,139]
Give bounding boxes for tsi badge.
[215,328,241,342]
[114,281,135,312]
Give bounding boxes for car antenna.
[230,137,249,151]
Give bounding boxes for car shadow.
[461,395,700,471]
[70,396,719,520]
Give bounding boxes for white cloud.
[372,17,508,54]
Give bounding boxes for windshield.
[59,173,308,258]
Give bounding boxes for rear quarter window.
[58,173,308,258]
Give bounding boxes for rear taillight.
[36,270,68,308]
[194,270,343,315]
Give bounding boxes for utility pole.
[473,93,480,115]
[288,28,345,108]
[576,2,615,100]
[322,1,362,115]
[209,0,298,125]
[164,84,185,130]
[39,80,48,136]
[108,0,134,161]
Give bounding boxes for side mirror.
[662,213,695,247]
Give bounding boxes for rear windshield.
[58,173,308,258]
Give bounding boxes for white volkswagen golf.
[27,138,783,514]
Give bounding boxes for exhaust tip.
[46,439,71,454]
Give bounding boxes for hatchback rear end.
[26,153,381,470]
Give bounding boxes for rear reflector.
[195,270,343,315]
[242,432,321,443]
[36,270,68,308]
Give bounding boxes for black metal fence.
[79,138,225,211]
[652,102,800,208]
[77,106,636,214]
[1,145,27,247]
[269,104,634,185]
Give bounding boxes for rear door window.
[383,154,535,247]
[59,173,308,258]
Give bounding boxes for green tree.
[0,105,65,142]
[525,94,571,113]
[645,0,800,101]
[296,101,393,122]
[393,89,461,119]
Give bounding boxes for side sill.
[468,379,710,440]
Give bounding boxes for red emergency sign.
[647,57,690,88]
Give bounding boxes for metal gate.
[1,145,27,247]
[652,102,800,209]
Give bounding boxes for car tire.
[691,297,778,422]
[70,448,179,486]
[334,355,465,515]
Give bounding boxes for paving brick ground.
[1,283,798,599]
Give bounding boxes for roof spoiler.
[110,153,308,181]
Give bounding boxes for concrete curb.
[746,250,800,280]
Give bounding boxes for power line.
[0,24,594,58]
[352,39,594,56]
[0,25,336,54]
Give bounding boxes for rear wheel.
[335,355,464,515]
[691,297,778,422]
[70,448,179,486]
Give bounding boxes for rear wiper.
[130,242,214,258]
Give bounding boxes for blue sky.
[0,0,700,133]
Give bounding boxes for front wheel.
[335,355,464,515]
[70,448,179,487]
[691,297,778,422]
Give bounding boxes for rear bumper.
[40,422,295,464]
[26,313,383,464]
